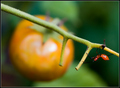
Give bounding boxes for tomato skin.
[9,15,74,81]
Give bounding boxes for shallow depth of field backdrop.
[1,1,119,87]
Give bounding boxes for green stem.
[1,3,119,70]
[59,37,68,66]
[1,3,91,47]
[1,3,66,36]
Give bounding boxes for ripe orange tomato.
[9,15,74,81]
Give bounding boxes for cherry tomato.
[9,15,74,81]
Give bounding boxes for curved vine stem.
[1,3,119,70]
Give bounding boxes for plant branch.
[59,37,68,66]
[104,47,119,57]
[1,3,66,36]
[1,3,119,70]
[75,47,92,70]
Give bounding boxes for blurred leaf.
[32,63,108,87]
[40,1,78,22]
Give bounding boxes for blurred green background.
[1,1,119,87]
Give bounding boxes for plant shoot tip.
[75,67,78,71]
[59,63,63,66]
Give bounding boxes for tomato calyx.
[30,18,63,43]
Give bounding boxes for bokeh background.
[1,1,119,87]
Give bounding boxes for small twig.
[104,47,119,57]
[59,37,68,66]
[75,47,92,70]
